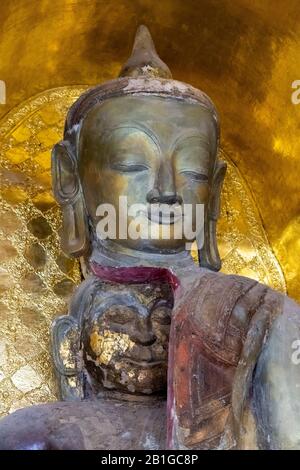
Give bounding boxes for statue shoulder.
[191,270,286,318]
[176,270,286,367]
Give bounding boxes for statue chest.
[167,272,268,449]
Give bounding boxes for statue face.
[78,95,217,253]
[82,282,172,394]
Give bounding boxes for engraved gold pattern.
[0,88,84,417]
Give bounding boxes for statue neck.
[86,238,196,276]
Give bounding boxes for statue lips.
[146,204,183,225]
[122,358,165,368]
[120,344,167,366]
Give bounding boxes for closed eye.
[111,162,150,173]
[103,307,136,324]
[180,170,208,182]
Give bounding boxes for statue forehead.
[79,95,217,146]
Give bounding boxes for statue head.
[82,280,172,395]
[52,276,174,397]
[52,25,226,271]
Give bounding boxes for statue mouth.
[132,204,183,226]
[147,212,183,225]
[123,358,165,367]
[146,204,183,225]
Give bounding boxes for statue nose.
[147,189,182,205]
[132,318,157,346]
[159,192,182,205]
[134,332,157,346]
[147,161,182,205]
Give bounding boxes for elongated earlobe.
[52,141,90,257]
[199,160,227,271]
[51,315,84,400]
[51,316,80,376]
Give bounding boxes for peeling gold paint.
[90,329,135,365]
[59,337,76,370]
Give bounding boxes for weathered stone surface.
[0,398,166,450]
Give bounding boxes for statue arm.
[253,295,300,449]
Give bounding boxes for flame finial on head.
[66,24,219,139]
[119,25,172,79]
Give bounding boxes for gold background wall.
[0,0,299,300]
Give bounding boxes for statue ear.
[199,160,227,271]
[52,141,90,257]
[51,315,80,376]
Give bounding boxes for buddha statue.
[0,25,300,451]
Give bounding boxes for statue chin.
[95,220,194,254]
[87,359,168,395]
